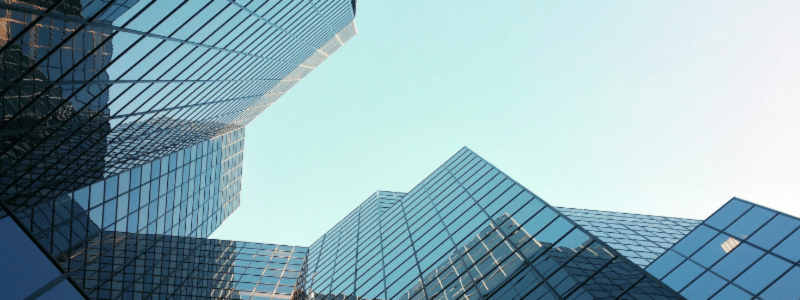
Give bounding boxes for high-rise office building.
[4,2,799,300]
[1,0,357,299]
[646,198,800,299]
[1,0,357,202]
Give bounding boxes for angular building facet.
[556,207,701,268]
[294,148,686,300]
[646,198,800,299]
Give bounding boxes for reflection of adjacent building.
[69,229,305,300]
[293,147,685,300]
[7,127,245,298]
[404,214,676,300]
[1,0,118,206]
[556,207,701,268]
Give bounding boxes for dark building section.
[0,205,85,300]
[647,198,800,299]
[294,148,684,300]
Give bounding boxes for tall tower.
[0,1,357,298]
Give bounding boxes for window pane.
[711,243,764,280]
[689,233,731,268]
[646,250,685,279]
[662,260,704,291]
[773,229,800,263]
[760,267,800,300]
[706,200,752,230]
[748,215,800,251]
[733,254,791,294]
[672,225,717,256]
[680,271,726,300]
[724,206,775,240]
[710,284,752,300]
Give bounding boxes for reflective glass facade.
[1,0,356,298]
[3,128,245,298]
[646,198,800,300]
[73,235,307,300]
[295,148,683,300]
[556,207,700,268]
[1,0,358,201]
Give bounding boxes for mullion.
[0,1,160,200]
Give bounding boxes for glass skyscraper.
[3,1,800,300]
[1,0,357,299]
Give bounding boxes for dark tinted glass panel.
[0,216,63,299]
[37,279,85,300]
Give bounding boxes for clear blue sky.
[209,1,800,246]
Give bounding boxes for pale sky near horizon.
[209,0,800,247]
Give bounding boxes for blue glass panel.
[37,279,85,300]
[662,260,704,291]
[0,217,62,299]
[710,284,752,300]
[680,271,726,300]
[672,225,717,256]
[706,200,752,230]
[645,250,685,279]
[711,243,764,280]
[748,215,800,251]
[725,206,775,240]
[760,267,800,300]
[772,229,800,263]
[734,254,792,294]
[690,233,731,268]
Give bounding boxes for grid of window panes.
[228,242,307,300]
[7,128,244,298]
[295,148,684,300]
[646,198,800,299]
[66,231,306,300]
[1,0,357,210]
[556,207,701,268]
[295,190,407,300]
